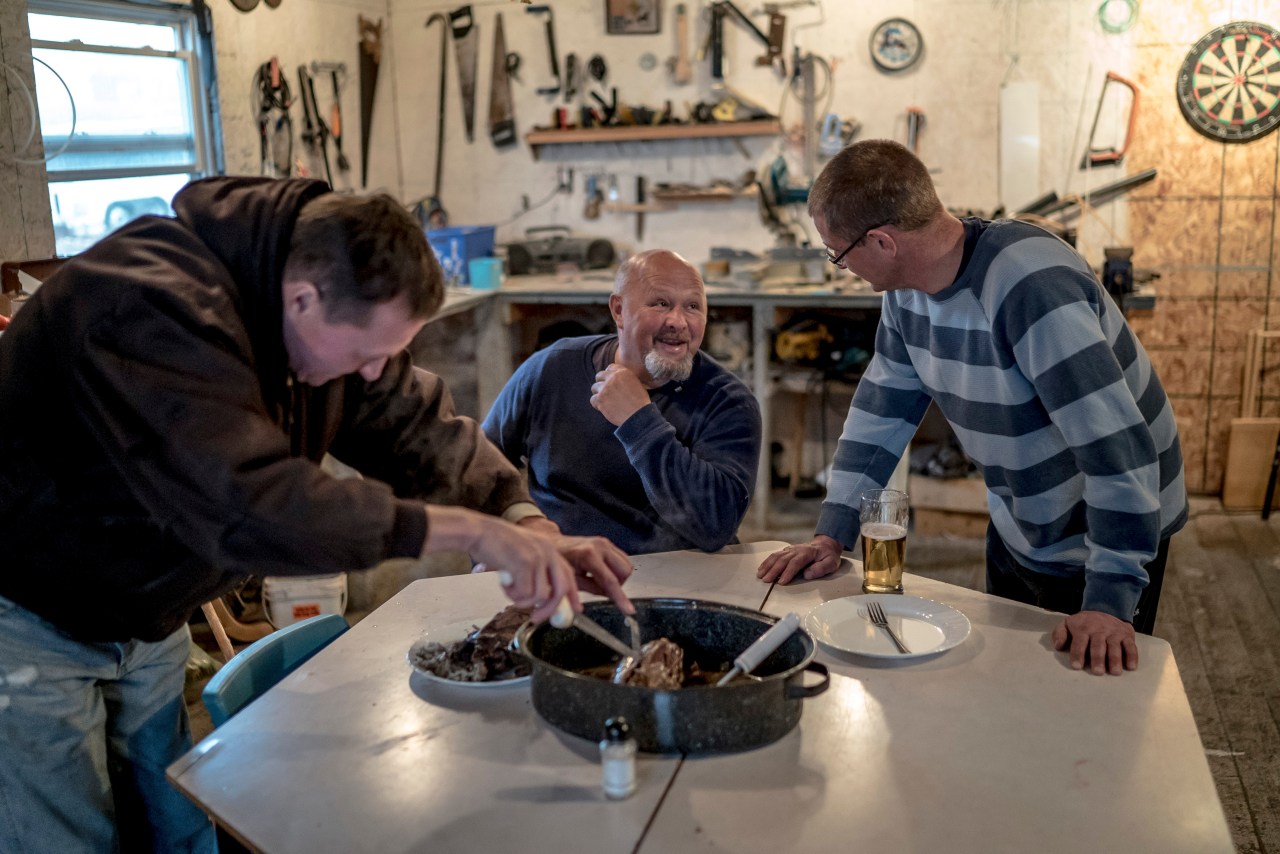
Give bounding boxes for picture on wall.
[606,0,660,34]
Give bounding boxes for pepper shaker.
[599,716,636,800]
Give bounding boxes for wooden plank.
[908,473,988,513]
[913,508,989,538]
[1222,419,1280,510]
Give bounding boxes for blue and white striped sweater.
[817,220,1187,620]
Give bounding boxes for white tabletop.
[169,543,1231,853]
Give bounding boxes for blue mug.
[467,257,504,290]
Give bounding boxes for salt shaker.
[599,716,637,800]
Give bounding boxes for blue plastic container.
[427,225,496,285]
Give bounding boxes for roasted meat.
[411,605,532,682]
[623,637,684,690]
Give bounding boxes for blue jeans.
[0,594,216,854]
[985,522,1169,635]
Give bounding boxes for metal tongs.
[551,599,642,682]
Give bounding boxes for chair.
[201,613,349,727]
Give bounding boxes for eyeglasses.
[825,225,882,267]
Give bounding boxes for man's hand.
[548,534,635,614]
[590,364,650,426]
[425,506,579,623]
[1051,610,1139,675]
[488,516,636,614]
[757,536,843,584]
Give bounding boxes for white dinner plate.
[406,618,531,689]
[803,594,971,660]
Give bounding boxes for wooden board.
[1222,418,1280,510]
[908,473,988,514]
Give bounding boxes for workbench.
[431,272,1155,529]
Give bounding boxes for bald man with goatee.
[484,250,762,554]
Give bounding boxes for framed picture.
[606,0,660,35]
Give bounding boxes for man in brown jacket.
[0,177,632,853]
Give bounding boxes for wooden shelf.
[524,120,780,157]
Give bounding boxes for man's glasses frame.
[825,224,883,267]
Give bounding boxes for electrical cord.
[9,56,76,164]
[493,179,563,230]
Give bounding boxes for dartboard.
[1177,21,1280,143]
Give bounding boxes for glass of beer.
[859,489,909,593]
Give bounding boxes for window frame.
[27,0,223,184]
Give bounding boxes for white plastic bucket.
[262,573,348,628]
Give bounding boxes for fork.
[867,601,911,654]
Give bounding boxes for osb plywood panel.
[1128,310,1158,344]
[1150,347,1212,396]
[1157,269,1218,298]
[1129,199,1222,266]
[1215,298,1270,348]
[1130,297,1212,347]
[1261,332,1280,403]
[1222,135,1279,198]
[1218,269,1271,298]
[1172,395,1209,492]
[1221,199,1275,266]
[1134,0,1217,46]
[1129,46,1224,198]
[1207,397,1244,490]
[1210,347,1247,399]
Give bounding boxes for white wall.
[12,0,1146,268]
[380,0,1140,265]
[208,0,402,196]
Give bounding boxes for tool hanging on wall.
[296,64,334,187]
[307,62,348,186]
[449,5,478,143]
[1080,71,1139,169]
[526,5,561,96]
[252,58,293,177]
[563,53,579,103]
[357,15,383,188]
[327,70,353,179]
[669,3,693,85]
[706,0,786,79]
[1017,167,1157,219]
[636,176,647,241]
[421,14,450,228]
[905,106,925,154]
[489,12,517,148]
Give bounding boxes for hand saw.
[489,12,517,148]
[449,5,478,143]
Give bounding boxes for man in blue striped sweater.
[758,140,1187,676]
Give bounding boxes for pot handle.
[786,662,830,699]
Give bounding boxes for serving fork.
[867,601,911,654]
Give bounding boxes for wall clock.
[869,18,922,72]
[1177,21,1280,143]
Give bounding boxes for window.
[26,0,222,256]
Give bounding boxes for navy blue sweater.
[483,335,761,554]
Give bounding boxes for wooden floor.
[746,492,1280,854]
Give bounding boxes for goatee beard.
[644,349,694,384]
